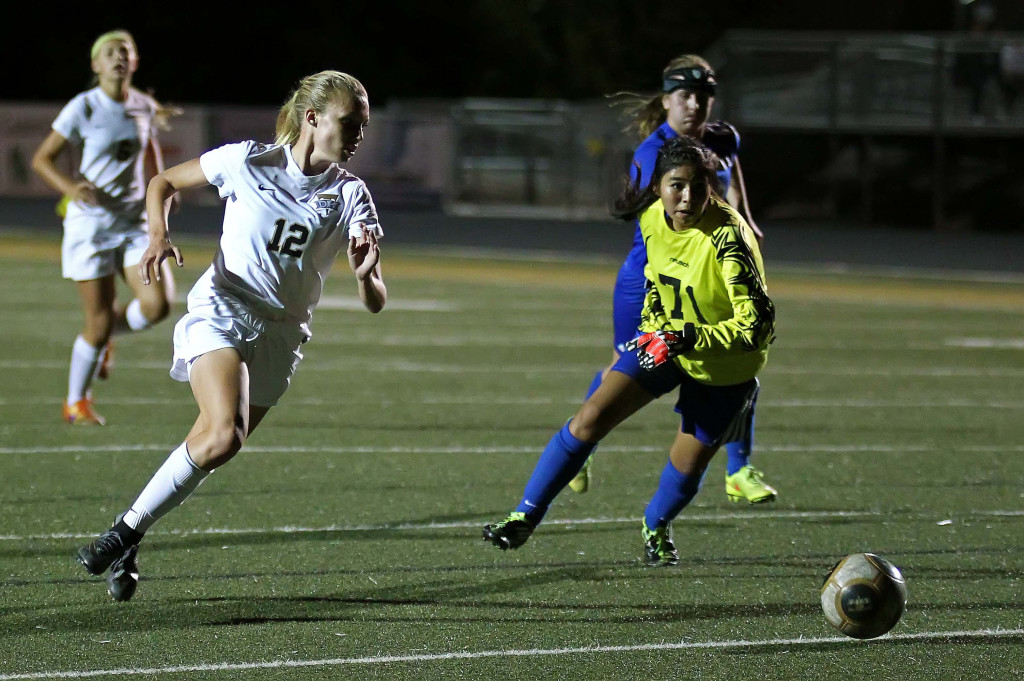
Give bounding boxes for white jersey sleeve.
[52,95,87,146]
[199,141,260,200]
[342,180,382,239]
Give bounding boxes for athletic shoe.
[725,465,778,504]
[106,544,139,602]
[482,511,535,550]
[568,455,592,494]
[97,341,114,381]
[63,398,106,426]
[77,527,135,576]
[642,518,679,567]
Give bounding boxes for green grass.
[1,231,1023,680]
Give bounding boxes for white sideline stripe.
[6,508,1024,543]
[1,629,1021,680]
[4,443,1024,456]
[316,295,457,312]
[2,359,1023,379]
[946,337,1024,349]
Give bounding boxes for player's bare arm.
[347,228,386,313]
[31,130,98,205]
[139,158,208,284]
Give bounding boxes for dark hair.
[607,54,716,139]
[611,136,720,221]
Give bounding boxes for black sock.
[113,519,143,545]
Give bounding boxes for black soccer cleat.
[77,527,135,576]
[106,543,140,602]
[482,512,535,550]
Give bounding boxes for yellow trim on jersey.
[638,196,774,385]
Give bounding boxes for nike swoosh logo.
[258,184,274,192]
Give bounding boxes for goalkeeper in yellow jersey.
[484,136,775,565]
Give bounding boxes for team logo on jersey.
[313,193,340,218]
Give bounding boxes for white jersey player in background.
[31,29,178,426]
[76,70,387,602]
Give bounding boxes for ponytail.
[275,70,367,146]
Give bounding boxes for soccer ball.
[820,552,907,639]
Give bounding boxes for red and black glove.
[624,324,696,370]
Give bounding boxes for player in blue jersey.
[483,136,775,564]
[74,70,387,602]
[568,54,775,504]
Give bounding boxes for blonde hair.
[275,71,368,146]
[88,29,179,130]
[91,29,138,61]
[608,54,715,139]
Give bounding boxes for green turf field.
[1,230,1023,680]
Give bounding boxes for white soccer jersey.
[51,86,159,217]
[189,141,382,330]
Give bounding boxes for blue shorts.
[611,348,759,448]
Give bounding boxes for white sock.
[91,343,110,382]
[124,299,152,333]
[122,443,210,534]
[67,335,101,403]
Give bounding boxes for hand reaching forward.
[138,237,184,285]
[623,325,696,370]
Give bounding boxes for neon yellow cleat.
[482,511,535,550]
[641,518,679,566]
[568,455,592,494]
[725,465,777,504]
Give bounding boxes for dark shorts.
[611,347,759,447]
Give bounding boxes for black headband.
[662,66,717,96]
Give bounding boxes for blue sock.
[584,369,603,400]
[725,409,756,475]
[516,422,595,525]
[725,440,749,476]
[644,460,703,530]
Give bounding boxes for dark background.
[4,1,1023,106]
[3,1,1023,236]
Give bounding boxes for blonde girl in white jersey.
[31,30,177,426]
[75,70,386,602]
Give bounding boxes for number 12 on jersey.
[268,219,310,257]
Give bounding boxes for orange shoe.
[63,398,106,426]
[97,341,114,381]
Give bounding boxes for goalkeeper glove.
[623,324,696,370]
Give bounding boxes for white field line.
[316,295,458,312]
[0,512,880,540]
[2,508,1020,543]
[3,443,1024,457]
[1,396,1023,409]
[1,359,1023,378]
[0,628,1021,680]
[4,443,1024,457]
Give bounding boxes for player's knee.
[193,421,245,469]
[571,402,613,443]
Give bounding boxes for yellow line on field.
[2,232,1022,308]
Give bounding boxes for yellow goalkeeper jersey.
[638,196,775,385]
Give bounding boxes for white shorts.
[170,310,309,408]
[61,203,149,281]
